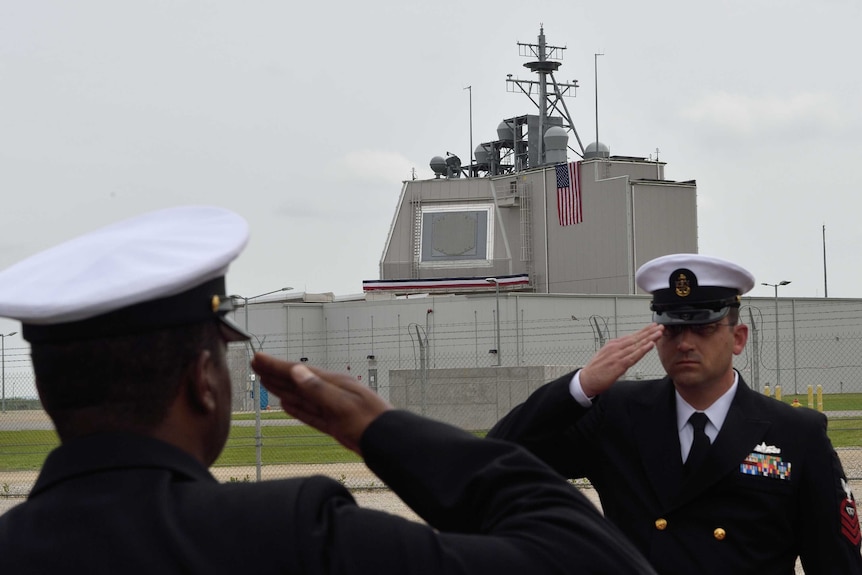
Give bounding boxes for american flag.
[555,161,582,226]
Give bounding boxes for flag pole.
[464,85,473,176]
[594,52,604,147]
[823,223,828,297]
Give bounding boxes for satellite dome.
[474,143,492,164]
[430,156,447,176]
[584,141,610,159]
[543,126,568,164]
[544,126,568,150]
[497,120,519,142]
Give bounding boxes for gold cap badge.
[674,272,691,297]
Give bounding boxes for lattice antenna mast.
[507,25,586,162]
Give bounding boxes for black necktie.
[685,412,710,474]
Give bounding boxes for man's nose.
[676,331,696,350]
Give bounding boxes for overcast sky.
[1,0,860,359]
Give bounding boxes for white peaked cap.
[0,205,251,342]
[635,253,755,325]
[636,253,755,295]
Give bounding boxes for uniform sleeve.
[288,410,657,575]
[486,372,596,478]
[797,412,862,574]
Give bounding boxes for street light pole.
[486,278,501,366]
[1,331,17,413]
[235,287,292,481]
[762,281,791,393]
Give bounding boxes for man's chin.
[668,367,702,385]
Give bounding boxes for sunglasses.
[662,323,733,338]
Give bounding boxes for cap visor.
[218,316,252,342]
[652,307,730,326]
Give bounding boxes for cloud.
[679,91,846,138]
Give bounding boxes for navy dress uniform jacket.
[0,410,657,575]
[488,373,862,575]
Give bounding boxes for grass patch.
[4,398,862,471]
[0,430,59,471]
[0,424,361,471]
[214,424,361,466]
[231,411,293,421]
[824,418,862,448]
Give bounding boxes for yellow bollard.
[764,385,772,397]
[807,385,814,409]
[775,385,782,401]
[817,385,823,412]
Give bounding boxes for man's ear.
[187,350,217,415]
[732,323,749,356]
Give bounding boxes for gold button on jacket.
[655,518,667,531]
[713,528,726,541]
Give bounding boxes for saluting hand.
[251,353,393,455]
[579,323,663,397]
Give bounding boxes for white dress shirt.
[569,370,739,463]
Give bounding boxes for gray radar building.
[222,26,717,430]
[366,26,697,298]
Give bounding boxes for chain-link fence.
[4,294,862,505]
